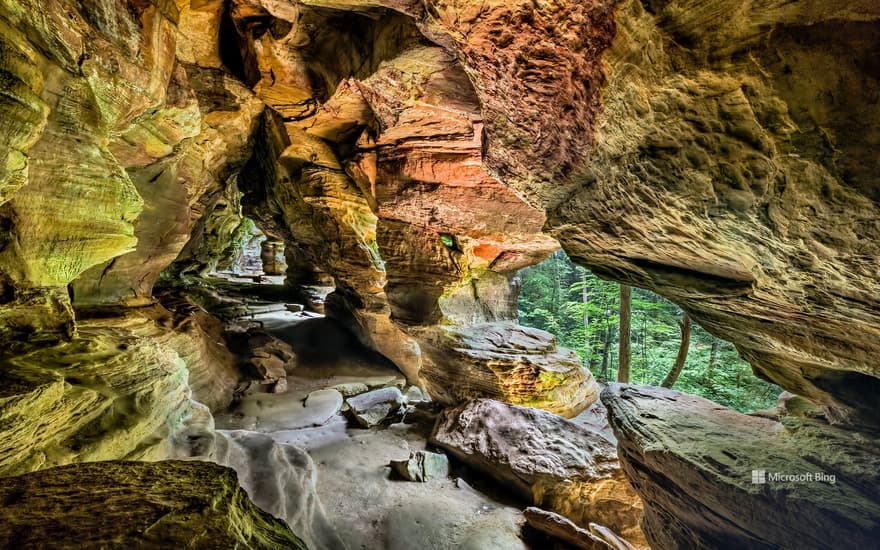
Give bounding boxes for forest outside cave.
[517,250,781,412]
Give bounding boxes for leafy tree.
[517,251,781,412]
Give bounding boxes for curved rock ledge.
[0,460,305,549]
[602,384,880,550]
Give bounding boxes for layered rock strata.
[418,322,597,417]
[0,312,195,476]
[603,384,880,550]
[547,0,880,427]
[218,0,598,413]
[0,460,305,549]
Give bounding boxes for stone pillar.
[259,240,287,276]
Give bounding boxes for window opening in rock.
[517,250,780,412]
[212,218,286,285]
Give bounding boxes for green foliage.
[439,233,456,249]
[517,251,780,412]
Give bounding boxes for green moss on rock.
[0,460,306,549]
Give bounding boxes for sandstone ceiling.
[1,1,879,548]
[0,0,877,448]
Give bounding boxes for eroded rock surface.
[170,402,345,550]
[0,460,305,549]
[603,384,880,550]
[547,0,880,427]
[523,507,638,550]
[419,322,598,418]
[0,313,194,476]
[430,398,644,545]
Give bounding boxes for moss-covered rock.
[0,460,306,549]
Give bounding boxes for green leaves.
[518,251,780,412]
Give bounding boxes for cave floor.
[213,297,531,550]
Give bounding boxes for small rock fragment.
[346,386,404,427]
[271,378,288,394]
[390,451,449,482]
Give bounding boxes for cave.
[0,1,878,549]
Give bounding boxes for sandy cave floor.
[210,283,609,550]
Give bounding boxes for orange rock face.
[215,0,599,412]
[2,0,877,465]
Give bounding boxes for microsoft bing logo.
[751,469,766,484]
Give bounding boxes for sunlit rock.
[430,398,645,546]
[419,322,598,418]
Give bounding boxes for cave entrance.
[516,250,781,412]
[214,218,287,285]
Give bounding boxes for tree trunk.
[618,284,632,383]
[705,338,718,389]
[641,315,648,378]
[581,271,590,367]
[661,312,692,388]
[599,326,612,379]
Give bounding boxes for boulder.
[346,386,405,427]
[404,386,427,403]
[248,353,287,382]
[419,322,599,418]
[0,461,305,549]
[602,384,880,550]
[271,377,288,394]
[304,389,345,424]
[390,450,450,482]
[523,507,638,550]
[430,398,644,545]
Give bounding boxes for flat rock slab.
[0,460,304,549]
[602,384,880,550]
[430,398,644,545]
[333,382,370,397]
[304,388,344,424]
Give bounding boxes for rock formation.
[0,460,305,549]
[0,0,878,548]
[523,507,639,550]
[419,322,598,417]
[547,0,880,428]
[431,398,645,546]
[603,384,880,549]
[0,311,195,477]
